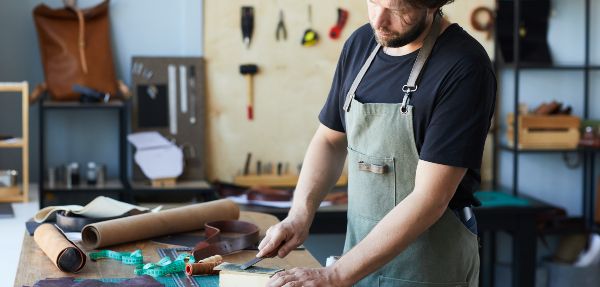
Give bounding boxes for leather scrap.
[26,275,163,287]
[192,220,259,261]
[33,224,86,273]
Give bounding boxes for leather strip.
[192,220,260,261]
[358,161,388,174]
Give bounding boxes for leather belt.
[192,220,260,261]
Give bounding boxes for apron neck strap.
[401,12,442,113]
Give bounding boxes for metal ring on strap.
[402,85,418,93]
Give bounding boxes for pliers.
[276,10,287,41]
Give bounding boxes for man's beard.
[372,13,429,48]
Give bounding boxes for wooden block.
[234,174,348,188]
[0,186,23,202]
[151,178,177,187]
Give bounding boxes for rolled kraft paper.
[33,223,86,273]
[81,199,240,249]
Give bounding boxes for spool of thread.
[185,255,224,276]
[199,254,223,263]
[185,261,221,275]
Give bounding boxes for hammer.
[239,64,258,120]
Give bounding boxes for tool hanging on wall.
[329,8,349,39]
[239,64,259,120]
[188,66,197,124]
[241,6,254,49]
[301,5,319,47]
[276,10,287,41]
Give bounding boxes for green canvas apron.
[342,15,480,287]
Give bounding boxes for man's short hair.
[406,0,455,9]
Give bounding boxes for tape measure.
[89,249,195,277]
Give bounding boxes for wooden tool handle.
[246,75,253,120]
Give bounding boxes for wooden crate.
[506,114,580,149]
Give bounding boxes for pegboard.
[203,0,495,181]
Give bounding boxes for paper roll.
[81,199,240,249]
[33,223,86,273]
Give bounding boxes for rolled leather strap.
[192,220,260,261]
[56,209,147,232]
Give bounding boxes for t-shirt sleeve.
[419,59,496,169]
[318,45,348,133]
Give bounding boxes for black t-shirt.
[319,23,496,209]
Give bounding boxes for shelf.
[42,100,125,109]
[0,186,24,202]
[0,138,23,148]
[499,63,600,71]
[43,179,124,192]
[499,144,581,153]
[0,82,26,92]
[130,180,211,190]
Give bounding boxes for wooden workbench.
[14,211,321,287]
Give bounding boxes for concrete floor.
[0,185,345,286]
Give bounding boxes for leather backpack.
[32,0,122,101]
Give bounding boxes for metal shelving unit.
[495,0,599,229]
[38,98,130,208]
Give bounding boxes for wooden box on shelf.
[506,113,581,150]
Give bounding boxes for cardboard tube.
[81,199,240,250]
[33,223,86,273]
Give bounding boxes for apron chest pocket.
[347,147,396,221]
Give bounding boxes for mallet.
[239,64,259,120]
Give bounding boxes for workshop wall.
[0,0,496,183]
[0,0,202,181]
[203,0,496,181]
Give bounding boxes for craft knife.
[240,256,264,270]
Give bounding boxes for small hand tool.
[302,5,319,47]
[276,10,287,41]
[244,153,252,175]
[188,66,197,124]
[329,8,349,39]
[241,6,255,49]
[239,64,259,120]
[240,249,278,270]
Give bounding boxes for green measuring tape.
[89,249,144,265]
[89,250,195,277]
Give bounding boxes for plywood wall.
[204,0,495,182]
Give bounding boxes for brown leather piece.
[214,181,293,201]
[33,0,118,101]
[192,220,260,261]
[33,224,86,273]
[247,186,292,201]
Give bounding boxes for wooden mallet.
[239,64,258,120]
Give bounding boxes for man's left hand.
[266,267,348,287]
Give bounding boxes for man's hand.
[257,216,311,258]
[266,267,348,287]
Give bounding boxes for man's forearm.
[289,125,347,221]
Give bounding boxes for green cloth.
[475,191,530,207]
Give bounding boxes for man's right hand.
[256,215,311,258]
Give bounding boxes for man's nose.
[372,8,389,30]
